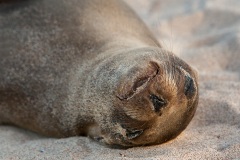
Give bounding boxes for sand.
[0,0,240,159]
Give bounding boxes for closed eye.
[126,129,143,139]
[149,94,166,112]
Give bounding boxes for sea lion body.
[0,0,198,146]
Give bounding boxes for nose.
[184,75,196,98]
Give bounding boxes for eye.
[149,94,166,112]
[126,129,143,139]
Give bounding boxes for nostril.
[184,75,196,98]
[126,129,143,140]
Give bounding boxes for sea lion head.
[86,47,198,147]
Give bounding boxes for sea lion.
[0,0,199,147]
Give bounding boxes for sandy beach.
[0,0,240,159]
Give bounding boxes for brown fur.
[0,0,198,147]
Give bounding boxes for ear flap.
[116,62,159,100]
